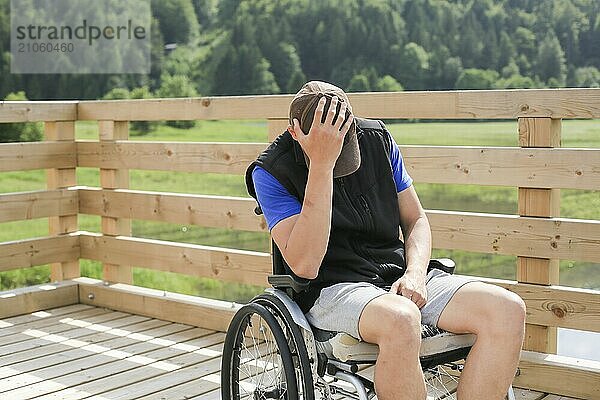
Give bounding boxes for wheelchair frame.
[221,259,517,400]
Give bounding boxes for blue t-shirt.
[253,133,412,231]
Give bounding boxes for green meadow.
[1,119,598,300]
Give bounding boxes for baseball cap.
[289,81,360,178]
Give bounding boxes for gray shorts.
[305,269,476,340]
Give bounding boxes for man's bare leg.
[358,294,426,400]
[437,282,526,400]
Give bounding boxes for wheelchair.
[221,254,517,400]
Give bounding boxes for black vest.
[245,118,406,312]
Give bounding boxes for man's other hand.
[289,95,354,171]
[390,270,428,309]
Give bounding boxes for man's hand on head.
[289,95,354,172]
[390,269,428,309]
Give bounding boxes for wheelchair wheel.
[254,293,315,400]
[424,364,461,398]
[222,302,298,400]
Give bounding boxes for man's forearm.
[284,165,333,279]
[404,214,432,277]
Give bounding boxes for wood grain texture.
[514,350,600,399]
[78,188,267,232]
[402,146,600,190]
[98,121,132,284]
[45,121,79,281]
[519,118,561,148]
[0,281,79,318]
[518,188,560,217]
[516,257,560,286]
[0,142,76,172]
[0,101,77,123]
[78,232,271,287]
[0,234,80,272]
[427,211,600,263]
[0,189,78,223]
[480,277,600,333]
[77,141,267,175]
[76,89,600,120]
[517,117,561,354]
[76,142,600,189]
[76,277,239,332]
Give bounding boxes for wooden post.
[99,120,132,284]
[517,117,561,354]
[268,118,289,142]
[45,121,79,281]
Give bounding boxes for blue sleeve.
[252,166,302,231]
[389,134,413,192]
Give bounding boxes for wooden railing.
[1,89,599,399]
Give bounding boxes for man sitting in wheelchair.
[243,81,526,400]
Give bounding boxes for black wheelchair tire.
[221,302,298,400]
[254,293,315,400]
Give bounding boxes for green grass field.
[1,119,598,300]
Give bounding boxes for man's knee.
[476,284,526,336]
[359,294,421,347]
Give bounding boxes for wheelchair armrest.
[268,274,310,293]
[428,258,456,274]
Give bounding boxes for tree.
[396,42,430,90]
[103,88,130,100]
[213,36,279,95]
[536,33,567,85]
[0,92,42,142]
[498,32,517,69]
[455,69,500,90]
[152,0,200,44]
[495,74,536,89]
[157,75,199,128]
[347,74,371,92]
[573,67,600,87]
[264,43,304,94]
[440,57,464,90]
[374,75,403,92]
[286,70,307,94]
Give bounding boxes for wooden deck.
[0,304,578,400]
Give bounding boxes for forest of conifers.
[0,0,599,101]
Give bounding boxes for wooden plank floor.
[0,304,576,400]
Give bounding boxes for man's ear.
[287,124,298,140]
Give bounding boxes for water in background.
[558,328,600,362]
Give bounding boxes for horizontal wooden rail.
[0,142,76,172]
[77,230,600,333]
[480,277,600,333]
[515,350,600,399]
[79,232,271,287]
[403,146,600,190]
[78,188,267,232]
[76,277,238,333]
[0,101,77,123]
[429,210,600,263]
[0,189,78,223]
[77,88,600,120]
[77,141,265,175]
[77,142,600,190]
[0,234,80,272]
[0,281,79,318]
[77,194,600,263]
